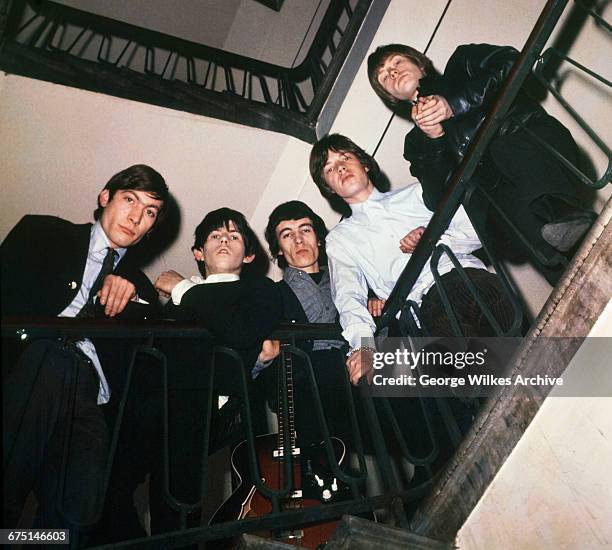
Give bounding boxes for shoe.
[541,211,596,252]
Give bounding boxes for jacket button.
[69,281,77,289]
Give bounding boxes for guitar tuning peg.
[322,489,332,501]
[331,478,338,492]
[314,474,324,487]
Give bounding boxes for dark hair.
[309,133,380,198]
[192,207,257,256]
[265,201,328,269]
[367,44,434,107]
[95,164,169,223]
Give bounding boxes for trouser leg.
[486,116,593,283]
[419,268,515,337]
[3,340,107,530]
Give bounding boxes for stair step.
[326,516,452,550]
[235,515,453,549]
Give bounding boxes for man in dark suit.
[1,164,169,532]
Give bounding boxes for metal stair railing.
[0,0,378,141]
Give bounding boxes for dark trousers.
[265,347,354,450]
[479,114,588,284]
[3,340,108,530]
[419,268,515,337]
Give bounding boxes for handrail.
[0,317,343,340]
[2,317,452,547]
[0,0,377,141]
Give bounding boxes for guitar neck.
[276,342,298,457]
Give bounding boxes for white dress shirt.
[326,183,486,350]
[59,222,126,404]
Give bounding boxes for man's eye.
[281,233,291,239]
[231,234,240,240]
[126,196,134,203]
[211,234,220,240]
[146,210,156,218]
[302,227,311,233]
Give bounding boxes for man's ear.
[193,247,204,262]
[243,254,255,265]
[98,189,110,208]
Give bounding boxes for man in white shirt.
[309,134,514,386]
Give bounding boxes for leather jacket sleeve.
[403,129,458,211]
[443,43,519,118]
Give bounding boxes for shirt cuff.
[171,279,197,305]
[251,358,274,379]
[342,323,376,353]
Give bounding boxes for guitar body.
[210,433,349,548]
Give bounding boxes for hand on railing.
[399,226,426,254]
[367,298,386,318]
[346,347,376,386]
[258,339,280,363]
[154,270,185,298]
[99,275,136,317]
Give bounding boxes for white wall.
[223,0,329,67]
[457,306,612,549]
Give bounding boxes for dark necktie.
[77,247,118,318]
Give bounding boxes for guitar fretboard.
[276,343,298,457]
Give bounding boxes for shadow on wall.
[128,193,182,269]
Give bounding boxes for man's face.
[377,54,423,102]
[194,220,254,277]
[322,150,373,204]
[98,189,162,249]
[275,217,320,273]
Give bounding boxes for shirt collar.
[349,187,385,216]
[91,222,126,264]
[203,273,240,284]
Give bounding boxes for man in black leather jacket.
[368,42,596,284]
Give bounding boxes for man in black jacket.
[1,165,169,531]
[150,207,282,532]
[367,43,596,284]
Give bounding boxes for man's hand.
[98,274,136,317]
[346,348,375,386]
[258,339,280,363]
[368,298,386,318]
[414,95,453,125]
[155,270,185,298]
[400,226,426,253]
[411,95,451,139]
